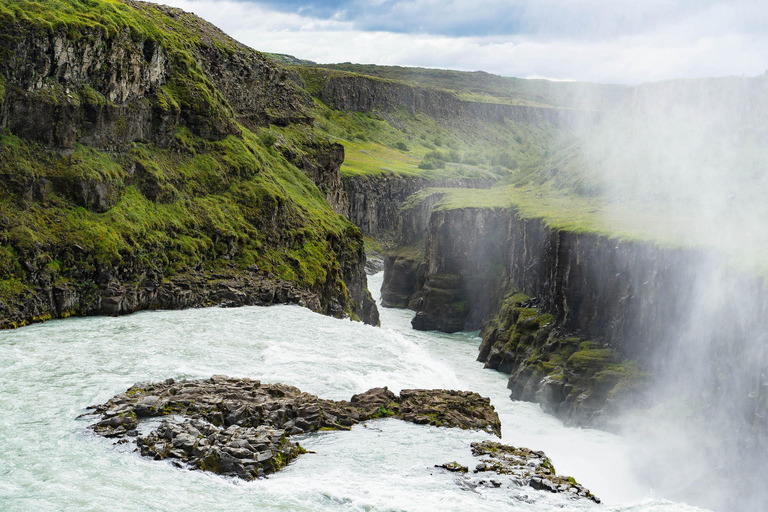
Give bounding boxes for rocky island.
[83,375,597,502]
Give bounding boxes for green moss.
[566,348,616,372]
[370,404,397,419]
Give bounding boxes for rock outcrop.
[344,175,493,238]
[85,376,502,479]
[0,0,378,328]
[437,441,600,503]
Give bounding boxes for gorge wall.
[0,0,378,328]
[381,199,768,430]
[312,72,603,130]
[343,175,494,238]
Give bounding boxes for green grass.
[302,89,554,182]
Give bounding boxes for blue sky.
[148,0,768,84]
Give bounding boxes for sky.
[147,0,768,84]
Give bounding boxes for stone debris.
[437,440,601,503]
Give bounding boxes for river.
[0,273,707,511]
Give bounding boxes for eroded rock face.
[436,441,600,503]
[344,175,493,238]
[409,207,512,332]
[0,2,378,330]
[85,376,501,479]
[318,73,602,130]
[3,25,168,104]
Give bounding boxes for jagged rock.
[381,254,424,308]
[85,377,501,479]
[365,256,384,275]
[436,461,468,473]
[438,441,600,503]
[137,418,303,479]
[396,389,502,436]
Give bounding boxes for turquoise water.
[0,273,708,511]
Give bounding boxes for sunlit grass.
[430,183,768,277]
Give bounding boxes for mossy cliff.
[300,69,603,129]
[0,0,378,328]
[294,67,601,244]
[382,193,768,428]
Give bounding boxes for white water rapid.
[0,273,708,511]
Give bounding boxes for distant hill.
[266,53,316,66]
[304,63,628,111]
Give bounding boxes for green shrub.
[259,132,277,148]
[417,158,445,170]
[424,150,445,161]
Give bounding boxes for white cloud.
[147,0,768,83]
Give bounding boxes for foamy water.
[0,273,708,511]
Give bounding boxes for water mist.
[565,73,768,511]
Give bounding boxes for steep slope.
[0,0,378,327]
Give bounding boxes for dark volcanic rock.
[438,441,600,503]
[86,376,501,479]
[397,389,502,435]
[344,175,494,238]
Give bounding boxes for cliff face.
[410,207,510,332]
[279,139,349,216]
[382,198,768,428]
[399,205,701,353]
[344,175,494,238]
[0,0,377,328]
[0,2,312,151]
[316,73,602,129]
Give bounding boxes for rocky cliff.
[382,195,768,429]
[344,175,494,238]
[306,71,602,130]
[0,0,377,328]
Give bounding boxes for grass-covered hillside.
[0,0,377,327]
[294,66,565,185]
[307,63,627,110]
[396,73,768,273]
